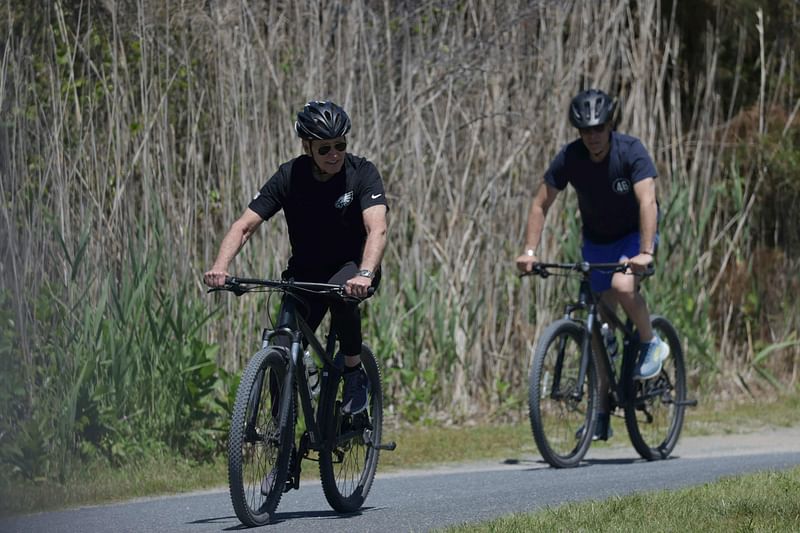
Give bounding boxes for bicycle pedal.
[675,399,698,407]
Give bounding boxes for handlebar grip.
[518,265,548,278]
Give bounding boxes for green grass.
[441,466,800,532]
[379,392,800,470]
[683,393,800,435]
[0,394,797,517]
[0,451,227,517]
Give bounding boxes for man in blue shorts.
[515,88,670,440]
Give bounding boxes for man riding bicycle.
[515,88,669,440]
[204,100,389,416]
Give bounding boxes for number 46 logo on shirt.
[612,178,631,194]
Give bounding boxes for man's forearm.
[524,203,547,251]
[359,228,387,272]
[212,223,252,271]
[639,201,658,253]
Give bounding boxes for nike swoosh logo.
[371,193,383,199]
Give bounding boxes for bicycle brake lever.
[206,284,247,296]
[626,263,655,278]
[229,284,247,296]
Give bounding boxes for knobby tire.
[228,347,296,526]
[623,315,687,460]
[529,319,598,468]
[318,344,383,512]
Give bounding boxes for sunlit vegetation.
[1,0,798,489]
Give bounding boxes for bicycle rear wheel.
[319,344,383,512]
[623,315,687,460]
[529,318,597,468]
[228,348,296,526]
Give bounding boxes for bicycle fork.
[573,309,597,402]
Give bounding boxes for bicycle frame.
[531,262,643,408]
[217,275,394,522]
[261,306,342,453]
[216,276,391,467]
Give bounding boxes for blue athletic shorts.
[581,232,658,292]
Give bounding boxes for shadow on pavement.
[193,507,375,530]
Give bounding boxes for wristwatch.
[357,269,374,279]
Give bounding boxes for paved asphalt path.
[2,427,798,533]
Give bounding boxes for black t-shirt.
[248,153,388,275]
[544,132,658,243]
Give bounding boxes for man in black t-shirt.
[205,100,388,415]
[515,89,670,440]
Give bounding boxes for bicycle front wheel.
[319,344,383,512]
[529,319,597,468]
[623,315,687,460]
[228,347,296,526]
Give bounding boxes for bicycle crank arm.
[674,399,698,407]
[372,441,397,451]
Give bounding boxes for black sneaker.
[341,366,368,415]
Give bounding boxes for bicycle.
[522,261,696,468]
[210,276,396,526]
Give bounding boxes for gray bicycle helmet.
[568,89,616,128]
[295,100,351,140]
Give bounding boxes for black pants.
[275,262,379,356]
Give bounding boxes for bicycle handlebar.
[207,276,375,301]
[520,261,655,279]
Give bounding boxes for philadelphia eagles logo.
[335,191,354,209]
[612,178,631,194]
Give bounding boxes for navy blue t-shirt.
[248,153,388,275]
[544,132,657,243]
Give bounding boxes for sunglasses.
[317,142,347,155]
[579,124,607,134]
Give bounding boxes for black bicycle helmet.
[568,89,616,128]
[295,100,351,140]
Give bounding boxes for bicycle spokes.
[228,348,295,526]
[529,320,597,468]
[623,316,688,460]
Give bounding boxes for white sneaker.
[635,335,670,380]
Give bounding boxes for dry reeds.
[1,0,798,432]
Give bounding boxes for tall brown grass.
[1,0,798,424]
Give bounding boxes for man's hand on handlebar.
[626,253,654,275]
[204,269,229,288]
[345,274,373,298]
[516,251,539,273]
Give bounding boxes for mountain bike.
[523,261,696,468]
[210,276,396,526]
